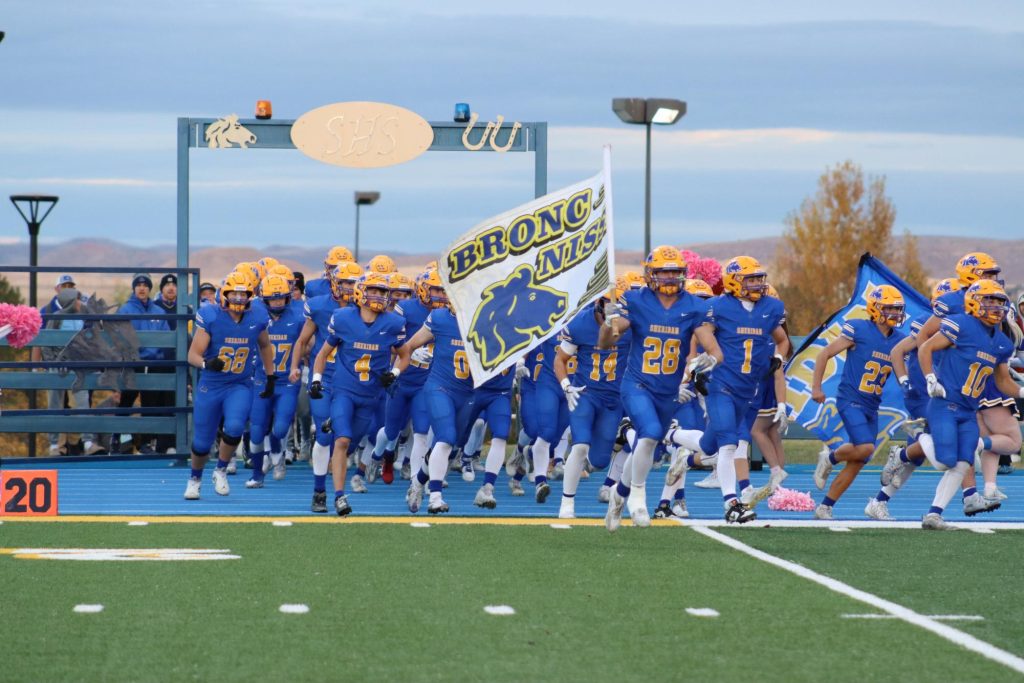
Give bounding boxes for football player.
[311,273,406,515]
[599,246,722,531]
[184,272,274,500]
[246,274,304,487]
[304,246,355,299]
[810,285,906,519]
[916,280,1022,529]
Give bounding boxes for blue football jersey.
[257,303,305,380]
[935,313,1013,411]
[326,307,406,397]
[425,307,474,392]
[304,294,342,378]
[304,277,330,300]
[835,319,906,409]
[621,287,708,396]
[705,295,786,395]
[561,308,632,396]
[196,302,269,384]
[905,313,930,392]
[395,298,432,387]
[478,366,515,393]
[932,290,966,318]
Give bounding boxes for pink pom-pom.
[680,249,701,264]
[690,257,723,289]
[0,303,43,349]
[767,486,817,512]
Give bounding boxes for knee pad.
[220,432,242,447]
[191,447,210,458]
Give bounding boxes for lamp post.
[10,194,58,459]
[353,191,380,263]
[611,98,687,256]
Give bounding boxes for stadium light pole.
[353,191,380,263]
[10,194,58,460]
[611,98,687,256]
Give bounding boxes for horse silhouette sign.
[441,148,615,385]
[205,115,257,149]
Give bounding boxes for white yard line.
[685,607,719,617]
[842,613,985,621]
[691,526,1024,675]
[678,518,1024,531]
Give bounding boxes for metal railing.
[0,266,199,456]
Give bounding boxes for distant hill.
[2,235,1021,302]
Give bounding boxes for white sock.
[629,437,658,489]
[618,452,634,493]
[562,444,589,497]
[625,428,637,451]
[554,428,570,461]
[661,450,687,500]
[312,442,330,476]
[701,451,719,467]
[428,442,453,484]
[372,427,389,457]
[410,432,429,474]
[671,429,704,451]
[919,434,939,469]
[609,449,627,484]
[736,440,749,461]
[717,444,739,499]
[248,439,263,455]
[485,437,506,475]
[931,462,969,511]
[532,438,552,481]
[269,451,283,466]
[465,418,486,457]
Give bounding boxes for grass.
[2,521,1022,682]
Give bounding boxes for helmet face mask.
[427,286,449,310]
[356,280,390,313]
[866,285,905,328]
[723,256,767,301]
[644,246,687,296]
[740,273,768,301]
[221,271,253,314]
[965,281,1009,326]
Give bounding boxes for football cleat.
[813,504,833,520]
[273,462,287,481]
[989,488,1008,501]
[653,502,674,519]
[558,497,576,519]
[505,447,526,477]
[671,500,690,518]
[334,495,352,516]
[813,447,834,490]
[381,457,395,485]
[461,461,476,482]
[998,463,1014,476]
[406,484,423,513]
[864,498,893,521]
[212,468,230,496]
[921,512,953,531]
[508,478,525,496]
[767,468,789,492]
[311,491,327,513]
[184,477,201,500]
[665,451,691,487]
[244,477,264,489]
[745,484,774,509]
[880,445,903,487]
[474,484,497,509]
[535,482,551,504]
[963,492,1000,516]
[724,500,756,524]
[350,474,368,493]
[626,486,649,528]
[739,486,755,506]
[427,497,450,515]
[605,488,627,532]
[550,462,564,481]
[225,459,238,475]
[400,462,412,480]
[366,462,381,484]
[597,485,612,503]
[695,471,719,489]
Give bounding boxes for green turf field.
[2,521,1023,682]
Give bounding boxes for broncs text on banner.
[440,147,616,386]
[1,470,58,516]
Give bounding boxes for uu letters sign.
[291,102,434,168]
[440,147,616,386]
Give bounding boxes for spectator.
[155,274,179,328]
[31,275,98,455]
[116,273,171,454]
[199,282,217,304]
[292,271,305,300]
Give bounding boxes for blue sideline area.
[2,459,1022,522]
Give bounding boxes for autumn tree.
[774,160,928,334]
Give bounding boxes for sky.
[1,0,1023,256]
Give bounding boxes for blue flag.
[785,253,930,449]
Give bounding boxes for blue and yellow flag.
[785,253,930,448]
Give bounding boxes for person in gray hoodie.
[115,273,172,453]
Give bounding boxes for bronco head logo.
[205,114,257,149]
[467,264,568,369]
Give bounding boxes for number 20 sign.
[1,471,58,516]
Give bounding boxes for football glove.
[309,378,323,400]
[686,352,718,376]
[678,382,696,404]
[561,378,584,411]
[380,369,399,388]
[258,375,276,399]
[925,373,945,399]
[204,357,227,373]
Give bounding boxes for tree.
[774,160,927,334]
[0,273,23,305]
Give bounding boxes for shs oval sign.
[291,102,434,168]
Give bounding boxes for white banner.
[440,147,616,386]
